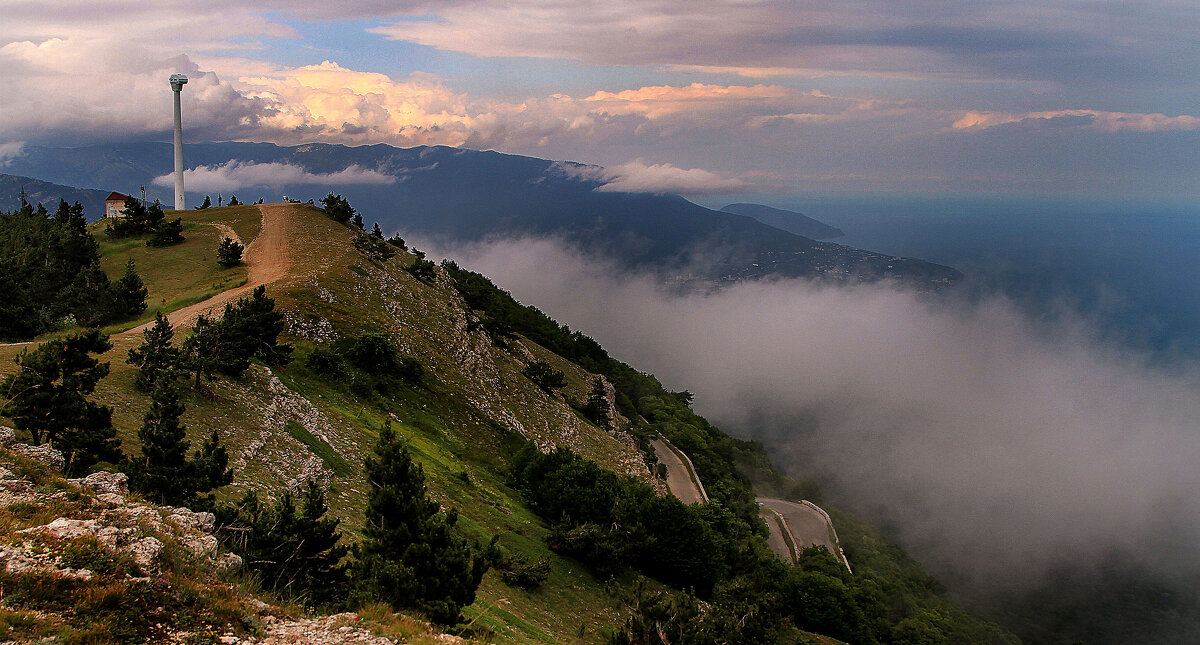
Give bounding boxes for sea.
[715,194,1200,364]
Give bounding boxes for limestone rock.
[70,471,128,495]
[9,443,65,471]
[129,536,163,574]
[215,552,244,574]
[19,517,101,540]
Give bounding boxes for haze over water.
[709,194,1200,362]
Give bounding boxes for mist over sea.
[763,193,1200,362]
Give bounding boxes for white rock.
[70,471,128,495]
[95,492,126,507]
[128,536,163,574]
[195,511,216,532]
[9,443,64,470]
[184,534,219,558]
[19,517,99,540]
[215,552,243,574]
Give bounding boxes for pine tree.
[228,195,241,206]
[109,258,148,319]
[523,360,567,391]
[216,237,244,267]
[357,424,489,624]
[127,312,180,392]
[124,381,231,506]
[148,217,183,247]
[584,376,614,429]
[180,314,225,389]
[196,195,211,209]
[190,429,233,506]
[221,480,349,606]
[220,285,292,368]
[125,381,190,505]
[0,329,122,474]
[319,192,354,224]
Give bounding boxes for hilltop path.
[133,203,295,333]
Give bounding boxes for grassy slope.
[0,204,647,644]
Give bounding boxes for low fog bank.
[428,236,1200,593]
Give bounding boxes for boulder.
[19,517,100,540]
[70,471,128,495]
[215,552,243,574]
[9,443,65,471]
[128,536,163,574]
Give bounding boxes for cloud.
[953,109,1200,133]
[0,141,23,166]
[431,236,1200,595]
[370,0,1200,88]
[582,159,750,195]
[150,160,394,192]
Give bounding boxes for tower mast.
[169,74,188,210]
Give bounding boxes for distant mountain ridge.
[720,202,845,239]
[0,173,110,216]
[1,141,960,289]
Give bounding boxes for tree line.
[0,199,148,340]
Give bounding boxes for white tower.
[169,73,188,210]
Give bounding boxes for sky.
[0,0,1197,199]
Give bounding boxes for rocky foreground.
[0,427,467,644]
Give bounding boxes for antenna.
[169,74,188,210]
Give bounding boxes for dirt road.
[650,437,709,505]
[757,497,850,571]
[137,203,294,333]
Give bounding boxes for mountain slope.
[0,202,1010,643]
[721,202,845,239]
[2,142,960,289]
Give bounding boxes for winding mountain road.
[650,436,709,505]
[757,497,851,571]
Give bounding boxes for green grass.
[95,220,248,326]
[284,419,354,477]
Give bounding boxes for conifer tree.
[0,329,122,474]
[220,285,292,368]
[228,195,241,206]
[109,258,148,319]
[357,424,489,624]
[125,381,190,505]
[180,314,225,389]
[148,217,183,247]
[127,312,180,392]
[523,360,567,391]
[196,195,211,209]
[221,480,348,605]
[216,237,243,267]
[124,380,231,506]
[584,376,614,429]
[319,192,354,224]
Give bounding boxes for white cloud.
[151,160,394,192]
[0,141,24,166]
[591,159,750,195]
